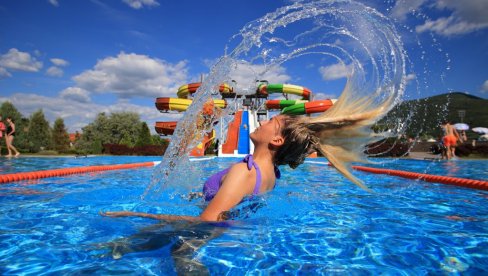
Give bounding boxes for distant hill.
[379,92,488,139]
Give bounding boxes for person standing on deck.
[5,117,20,157]
[0,116,6,156]
[441,121,460,160]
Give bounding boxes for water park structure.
[154,82,337,157]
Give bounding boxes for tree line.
[0,101,168,155]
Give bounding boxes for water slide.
[190,130,216,156]
[221,111,242,155]
[258,83,311,100]
[155,97,226,112]
[266,99,337,114]
[238,110,250,154]
[155,83,335,157]
[176,82,233,99]
[154,120,216,156]
[155,97,224,156]
[155,121,177,135]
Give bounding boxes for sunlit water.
[1,156,487,274]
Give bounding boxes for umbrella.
[472,127,488,134]
[454,123,469,131]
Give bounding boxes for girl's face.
[250,115,284,143]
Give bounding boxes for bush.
[133,145,166,156]
[103,144,132,155]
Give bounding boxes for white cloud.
[0,67,12,78]
[416,15,488,36]
[122,0,159,9]
[396,0,488,36]
[405,73,416,85]
[60,87,91,103]
[50,58,69,67]
[46,66,64,77]
[481,80,488,93]
[314,92,338,100]
[319,63,352,81]
[228,62,291,94]
[73,52,188,99]
[0,48,43,75]
[390,0,427,21]
[0,93,179,133]
[48,0,59,7]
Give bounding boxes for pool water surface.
[0,156,487,274]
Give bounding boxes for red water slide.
[221,111,242,154]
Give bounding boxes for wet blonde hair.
[274,82,394,190]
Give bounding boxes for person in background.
[5,117,20,157]
[460,130,467,144]
[441,120,460,160]
[0,116,5,156]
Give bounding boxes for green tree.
[28,109,52,152]
[136,122,152,147]
[0,101,22,123]
[91,139,103,154]
[75,112,142,153]
[151,134,169,146]
[52,117,70,153]
[109,112,140,146]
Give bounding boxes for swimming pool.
[0,156,487,274]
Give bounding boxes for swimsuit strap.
[243,155,262,195]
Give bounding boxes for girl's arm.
[101,211,201,221]
[101,163,254,222]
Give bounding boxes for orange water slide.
[155,121,177,135]
[190,131,215,156]
[221,111,242,154]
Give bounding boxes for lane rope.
[351,165,488,191]
[2,159,487,191]
[0,161,158,184]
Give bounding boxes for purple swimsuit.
[202,155,280,202]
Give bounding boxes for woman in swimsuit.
[5,117,20,157]
[0,115,6,156]
[100,91,392,272]
[102,93,390,222]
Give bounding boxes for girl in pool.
[103,89,391,222]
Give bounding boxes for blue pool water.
[0,156,487,274]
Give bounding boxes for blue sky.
[1,0,487,132]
